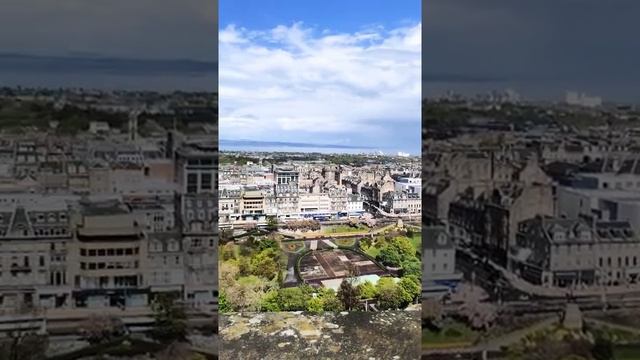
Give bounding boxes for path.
[279,223,397,241]
[460,247,640,298]
[482,316,558,351]
[424,316,558,355]
[585,318,640,335]
[321,239,338,249]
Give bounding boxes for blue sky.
[219,0,421,155]
[221,0,419,33]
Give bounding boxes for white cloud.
[219,22,421,143]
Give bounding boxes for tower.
[128,108,141,142]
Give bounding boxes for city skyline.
[219,0,421,155]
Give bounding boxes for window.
[201,173,212,191]
[187,173,198,193]
[39,256,45,267]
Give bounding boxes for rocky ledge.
[220,311,420,360]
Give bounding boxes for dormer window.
[168,239,179,252]
[152,240,162,252]
[580,230,591,242]
[553,232,566,242]
[437,233,447,246]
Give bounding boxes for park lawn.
[409,232,421,252]
[322,225,367,234]
[363,245,381,259]
[335,238,357,247]
[422,321,478,349]
[281,240,306,253]
[614,345,640,360]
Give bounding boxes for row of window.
[186,199,215,208]
[32,212,67,223]
[80,248,139,256]
[599,256,639,268]
[80,261,139,270]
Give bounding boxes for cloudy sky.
[424,0,640,102]
[0,0,217,90]
[219,0,421,155]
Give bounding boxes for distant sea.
[220,139,416,156]
[0,53,217,91]
[221,144,376,155]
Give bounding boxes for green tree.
[220,243,235,261]
[226,276,268,311]
[390,236,416,258]
[399,276,421,304]
[376,277,405,310]
[219,261,240,290]
[377,246,402,267]
[320,291,343,312]
[266,216,278,232]
[357,281,378,299]
[219,291,231,313]
[306,296,324,314]
[0,331,48,360]
[401,259,421,278]
[150,293,187,343]
[260,290,281,312]
[249,249,280,280]
[337,279,360,311]
[79,314,125,344]
[278,287,310,311]
[592,336,614,360]
[257,238,278,252]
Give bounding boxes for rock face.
[220,311,421,360]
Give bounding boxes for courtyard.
[297,248,388,285]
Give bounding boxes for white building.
[395,177,421,194]
[566,91,602,108]
[89,121,110,134]
[423,227,462,298]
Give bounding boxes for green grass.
[335,238,357,247]
[409,233,421,252]
[363,245,381,259]
[282,241,306,253]
[614,345,640,360]
[322,225,366,234]
[423,321,478,348]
